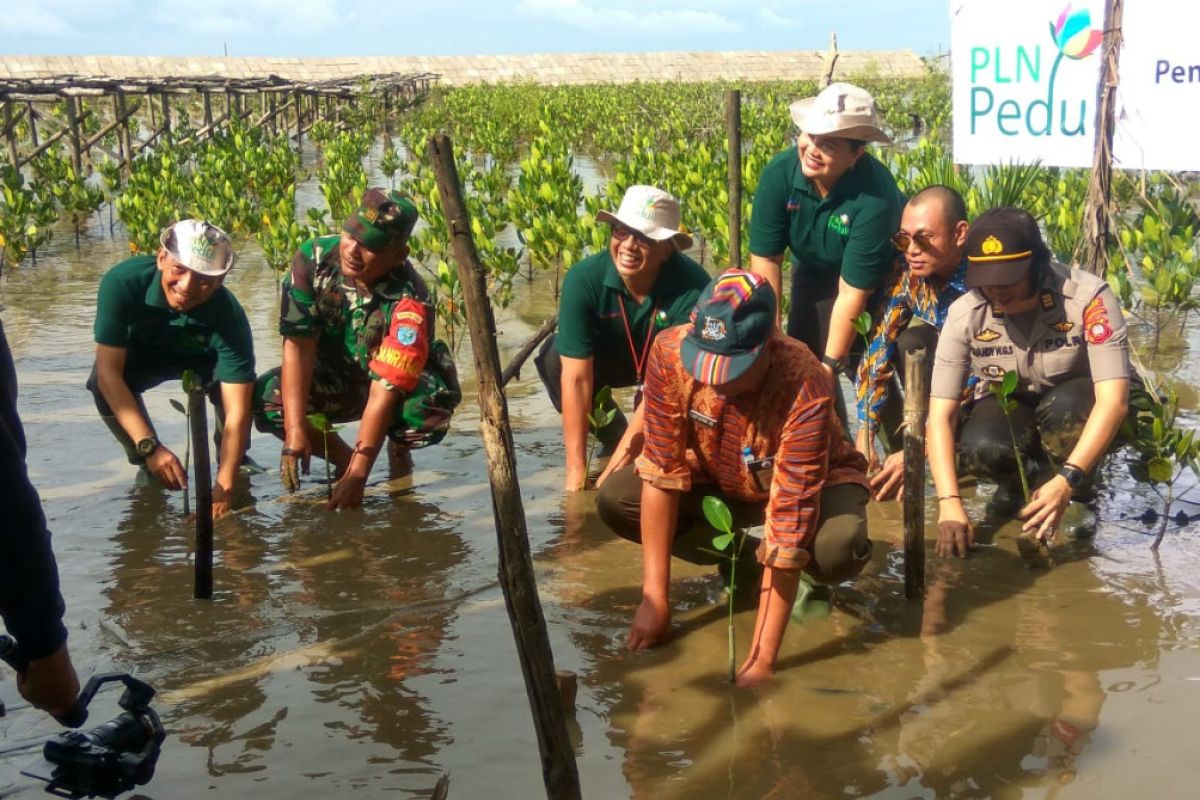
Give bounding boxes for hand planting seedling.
[307,412,340,500]
[585,386,618,486]
[989,369,1031,504]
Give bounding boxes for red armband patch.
[1083,296,1112,344]
[369,297,428,392]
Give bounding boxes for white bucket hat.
[596,185,694,250]
[159,220,236,277]
[789,82,892,144]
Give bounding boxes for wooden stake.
[428,133,581,800]
[724,89,742,269]
[115,92,132,173]
[189,385,214,600]
[160,93,171,142]
[2,103,18,167]
[64,96,82,174]
[902,348,928,600]
[501,315,558,387]
[293,90,302,146]
[1082,0,1123,276]
[26,102,38,150]
[824,32,840,87]
[203,92,213,128]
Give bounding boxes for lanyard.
[617,294,659,387]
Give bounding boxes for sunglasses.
[890,230,936,252]
[611,224,655,246]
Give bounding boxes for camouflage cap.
[343,188,419,252]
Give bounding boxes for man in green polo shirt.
[89,220,255,518]
[749,82,904,406]
[535,184,710,492]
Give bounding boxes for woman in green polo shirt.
[749,82,904,398]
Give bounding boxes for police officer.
[927,207,1131,555]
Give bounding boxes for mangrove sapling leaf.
[702,495,745,683]
[584,386,618,484]
[989,370,1031,504]
[307,413,339,499]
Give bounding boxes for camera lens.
[85,712,153,753]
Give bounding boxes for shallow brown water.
[2,203,1199,799]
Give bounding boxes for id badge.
[746,456,775,492]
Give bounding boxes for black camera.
[20,672,165,799]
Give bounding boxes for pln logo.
[970,3,1104,137]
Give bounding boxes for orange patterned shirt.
[636,325,869,569]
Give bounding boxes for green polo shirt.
[93,255,256,383]
[556,250,710,373]
[749,147,904,290]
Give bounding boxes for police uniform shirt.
[930,261,1130,401]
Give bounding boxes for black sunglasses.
[891,230,936,253]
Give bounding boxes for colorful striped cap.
[680,269,776,386]
[342,188,419,252]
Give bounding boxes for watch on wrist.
[1058,463,1087,489]
[135,435,161,459]
[821,354,848,374]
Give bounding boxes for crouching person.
[597,269,872,686]
[253,188,460,509]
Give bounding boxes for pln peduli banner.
[951,0,1106,168]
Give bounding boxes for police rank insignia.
[1040,292,1056,311]
[700,316,727,341]
[974,328,1001,342]
[980,364,1006,379]
[1051,320,1075,332]
[1083,296,1113,344]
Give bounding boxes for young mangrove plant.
[307,412,340,501]
[701,495,747,683]
[584,386,618,484]
[990,370,1031,504]
[1126,385,1200,550]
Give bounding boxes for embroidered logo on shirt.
[974,328,1002,342]
[654,309,670,329]
[1051,320,1075,332]
[827,213,850,236]
[786,196,799,212]
[700,316,727,342]
[396,325,418,346]
[981,236,1004,255]
[980,364,1007,379]
[1083,296,1113,344]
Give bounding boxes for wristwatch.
[135,435,161,459]
[1058,462,1087,490]
[821,354,848,374]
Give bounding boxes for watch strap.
[821,354,847,374]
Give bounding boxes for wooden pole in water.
[1082,0,1123,277]
[724,89,742,269]
[115,92,132,174]
[902,347,928,600]
[65,96,82,175]
[27,102,39,150]
[428,133,582,800]
[189,386,214,600]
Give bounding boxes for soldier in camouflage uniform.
[253,188,460,509]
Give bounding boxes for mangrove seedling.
[307,413,340,500]
[701,495,747,683]
[585,386,618,485]
[1125,385,1200,550]
[168,369,200,515]
[989,370,1031,505]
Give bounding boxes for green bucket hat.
[343,188,419,252]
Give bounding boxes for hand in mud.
[564,464,588,493]
[1019,474,1072,543]
[327,473,366,510]
[869,451,905,501]
[280,431,311,494]
[627,597,670,651]
[145,445,187,490]
[936,510,974,558]
[735,658,775,688]
[211,483,233,519]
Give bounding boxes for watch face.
[137,437,158,456]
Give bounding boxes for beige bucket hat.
[789,82,892,144]
[159,220,236,277]
[596,185,694,250]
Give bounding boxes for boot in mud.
[790,574,833,624]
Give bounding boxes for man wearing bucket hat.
[253,188,461,510]
[749,82,904,413]
[90,219,255,518]
[535,184,709,492]
[928,207,1132,555]
[596,269,871,685]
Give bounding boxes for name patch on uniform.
[971,345,1015,358]
[393,310,423,325]
[688,409,718,427]
[1083,296,1113,344]
[974,328,1001,342]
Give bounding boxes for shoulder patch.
[974,328,1001,342]
[1083,296,1113,344]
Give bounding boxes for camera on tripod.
[2,636,165,800]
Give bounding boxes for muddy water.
[2,204,1199,800]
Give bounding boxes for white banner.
[1113,0,1200,172]
[952,0,1106,167]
